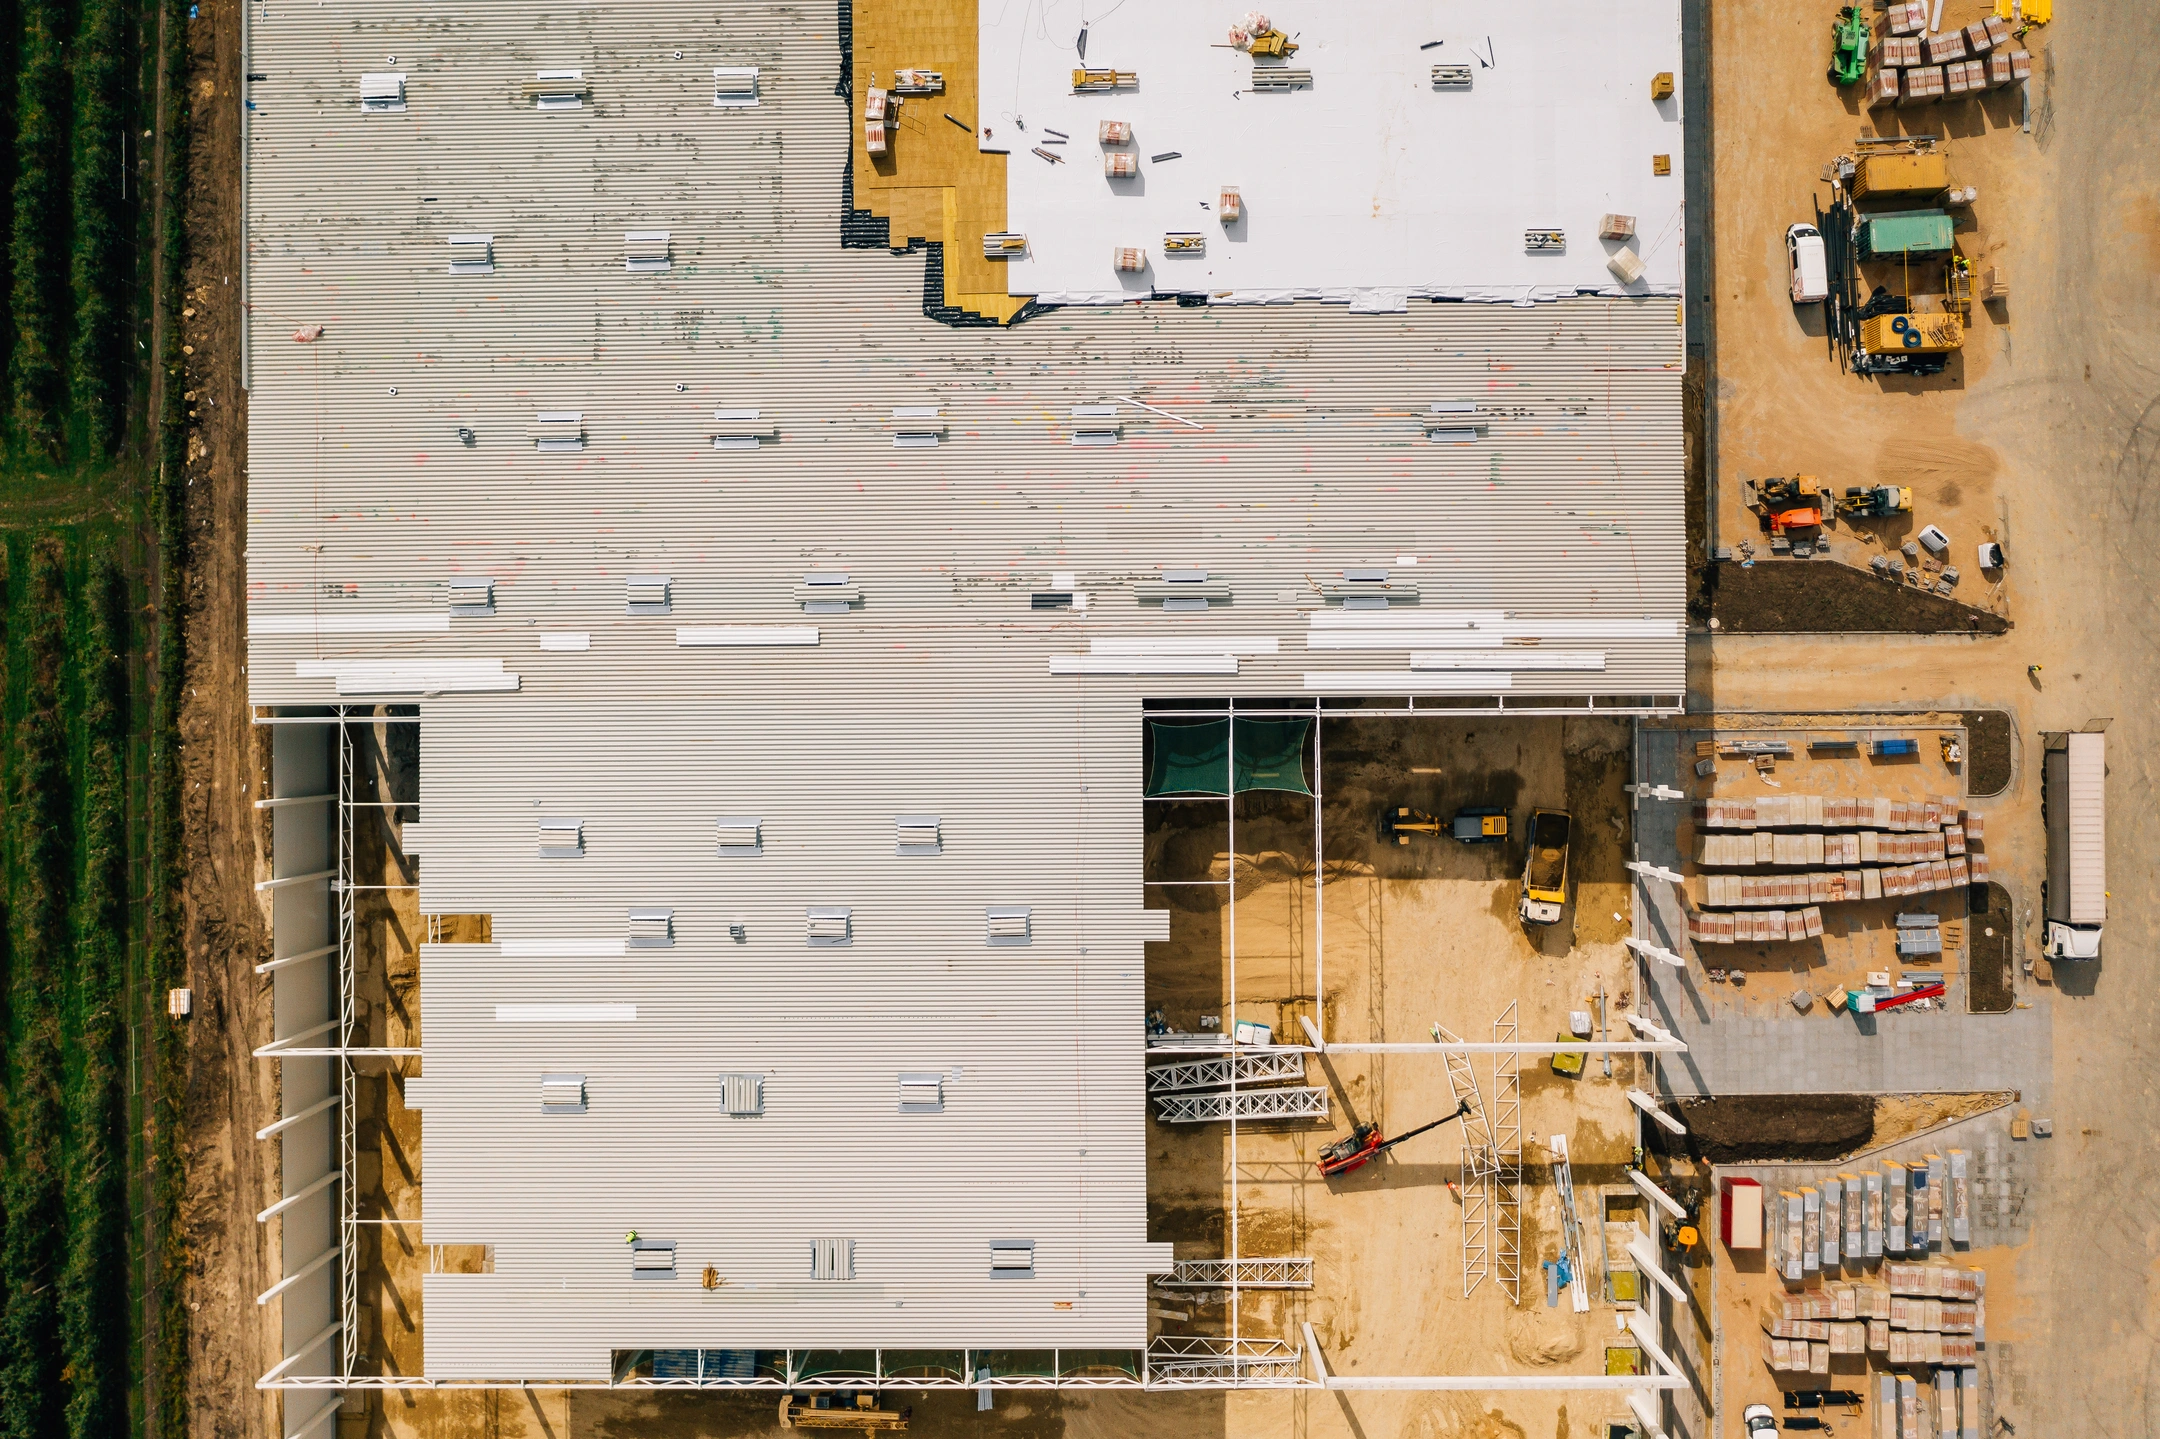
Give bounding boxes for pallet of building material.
[1924,28,1968,64]
[1948,1148,1971,1244]
[1761,1315,1830,1340]
[1779,1191,1807,1282]
[1863,1171,1884,1258]
[892,68,944,94]
[982,231,1028,259]
[1967,850,1989,882]
[1883,1163,1910,1253]
[1431,63,1472,87]
[1801,1189,1822,1275]
[1163,232,1205,253]
[1249,68,1313,91]
[1072,67,1138,91]
[1902,64,1945,104]
[1926,1153,1947,1244]
[1098,118,1132,144]
[1524,228,1567,252]
[1944,823,1966,855]
[1888,0,1926,34]
[1945,59,1980,98]
[1105,151,1138,178]
[1217,186,1243,223]
[1960,18,1996,55]
[864,121,890,155]
[1865,67,1901,107]
[865,87,893,123]
[1868,1318,1890,1353]
[1960,809,1985,842]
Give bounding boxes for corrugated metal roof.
[2066,732,2105,924]
[242,0,1685,1382]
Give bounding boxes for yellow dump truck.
[1519,808,1572,926]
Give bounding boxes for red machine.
[1316,1099,1471,1177]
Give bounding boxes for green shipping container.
[1859,209,1954,258]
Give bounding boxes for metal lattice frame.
[1144,1050,1308,1094]
[1153,1087,1329,1123]
[337,721,357,1378]
[1145,1337,1304,1384]
[1549,1135,1591,1314]
[1160,1258,1314,1289]
[1436,1027,1496,1297]
[1492,1002,1522,1305]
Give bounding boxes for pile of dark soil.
[1967,881,2014,1014]
[1707,559,2012,635]
[1650,1094,1875,1164]
[1956,710,2014,797]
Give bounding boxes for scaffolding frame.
[1492,1002,1523,1305]
[1144,1050,1308,1094]
[1159,1258,1315,1289]
[1436,1027,1496,1297]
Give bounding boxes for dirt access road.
[1702,4,2160,1438]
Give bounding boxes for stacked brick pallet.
[1682,797,1988,942]
[1865,4,2029,109]
[1757,1153,1989,1434]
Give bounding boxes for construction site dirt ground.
[1701,7,2160,1439]
[1707,0,2042,605]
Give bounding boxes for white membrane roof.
[984,0,1688,307]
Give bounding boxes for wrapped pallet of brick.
[1831,1320,1867,1355]
[1780,1190,1807,1282]
[1900,1375,1921,1439]
[1889,0,1924,33]
[1113,246,1146,272]
[1949,1149,1970,1244]
[2005,48,2032,82]
[1801,1188,1822,1273]
[1841,1174,1864,1256]
[1884,1163,1909,1253]
[1962,17,1996,52]
[1865,67,1902,107]
[1925,28,1967,64]
[1925,1154,1947,1244]
[1968,849,1990,882]
[1105,151,1137,178]
[1098,119,1132,144]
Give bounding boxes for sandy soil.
[1703,5,2160,1439]
[176,0,280,1435]
[1708,0,2044,603]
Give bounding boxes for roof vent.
[796,572,861,615]
[889,407,947,449]
[713,66,760,106]
[533,412,585,453]
[986,906,1032,947]
[895,816,942,856]
[806,907,852,947]
[359,73,407,112]
[898,1074,945,1113]
[528,70,588,109]
[719,1073,765,1116]
[625,232,673,273]
[715,817,762,857]
[625,575,672,615]
[711,409,776,449]
[627,908,674,948]
[630,1240,676,1281]
[446,577,494,615]
[540,1074,587,1114]
[538,818,584,858]
[447,234,493,275]
[989,1240,1036,1278]
[810,1238,854,1281]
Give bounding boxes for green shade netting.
[1145,718,1313,797]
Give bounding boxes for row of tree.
[0,541,136,1439]
[6,0,139,458]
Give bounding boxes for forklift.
[1829,6,1869,85]
[1318,1099,1472,1177]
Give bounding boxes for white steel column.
[337,720,357,1378]
[1225,713,1239,1352]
